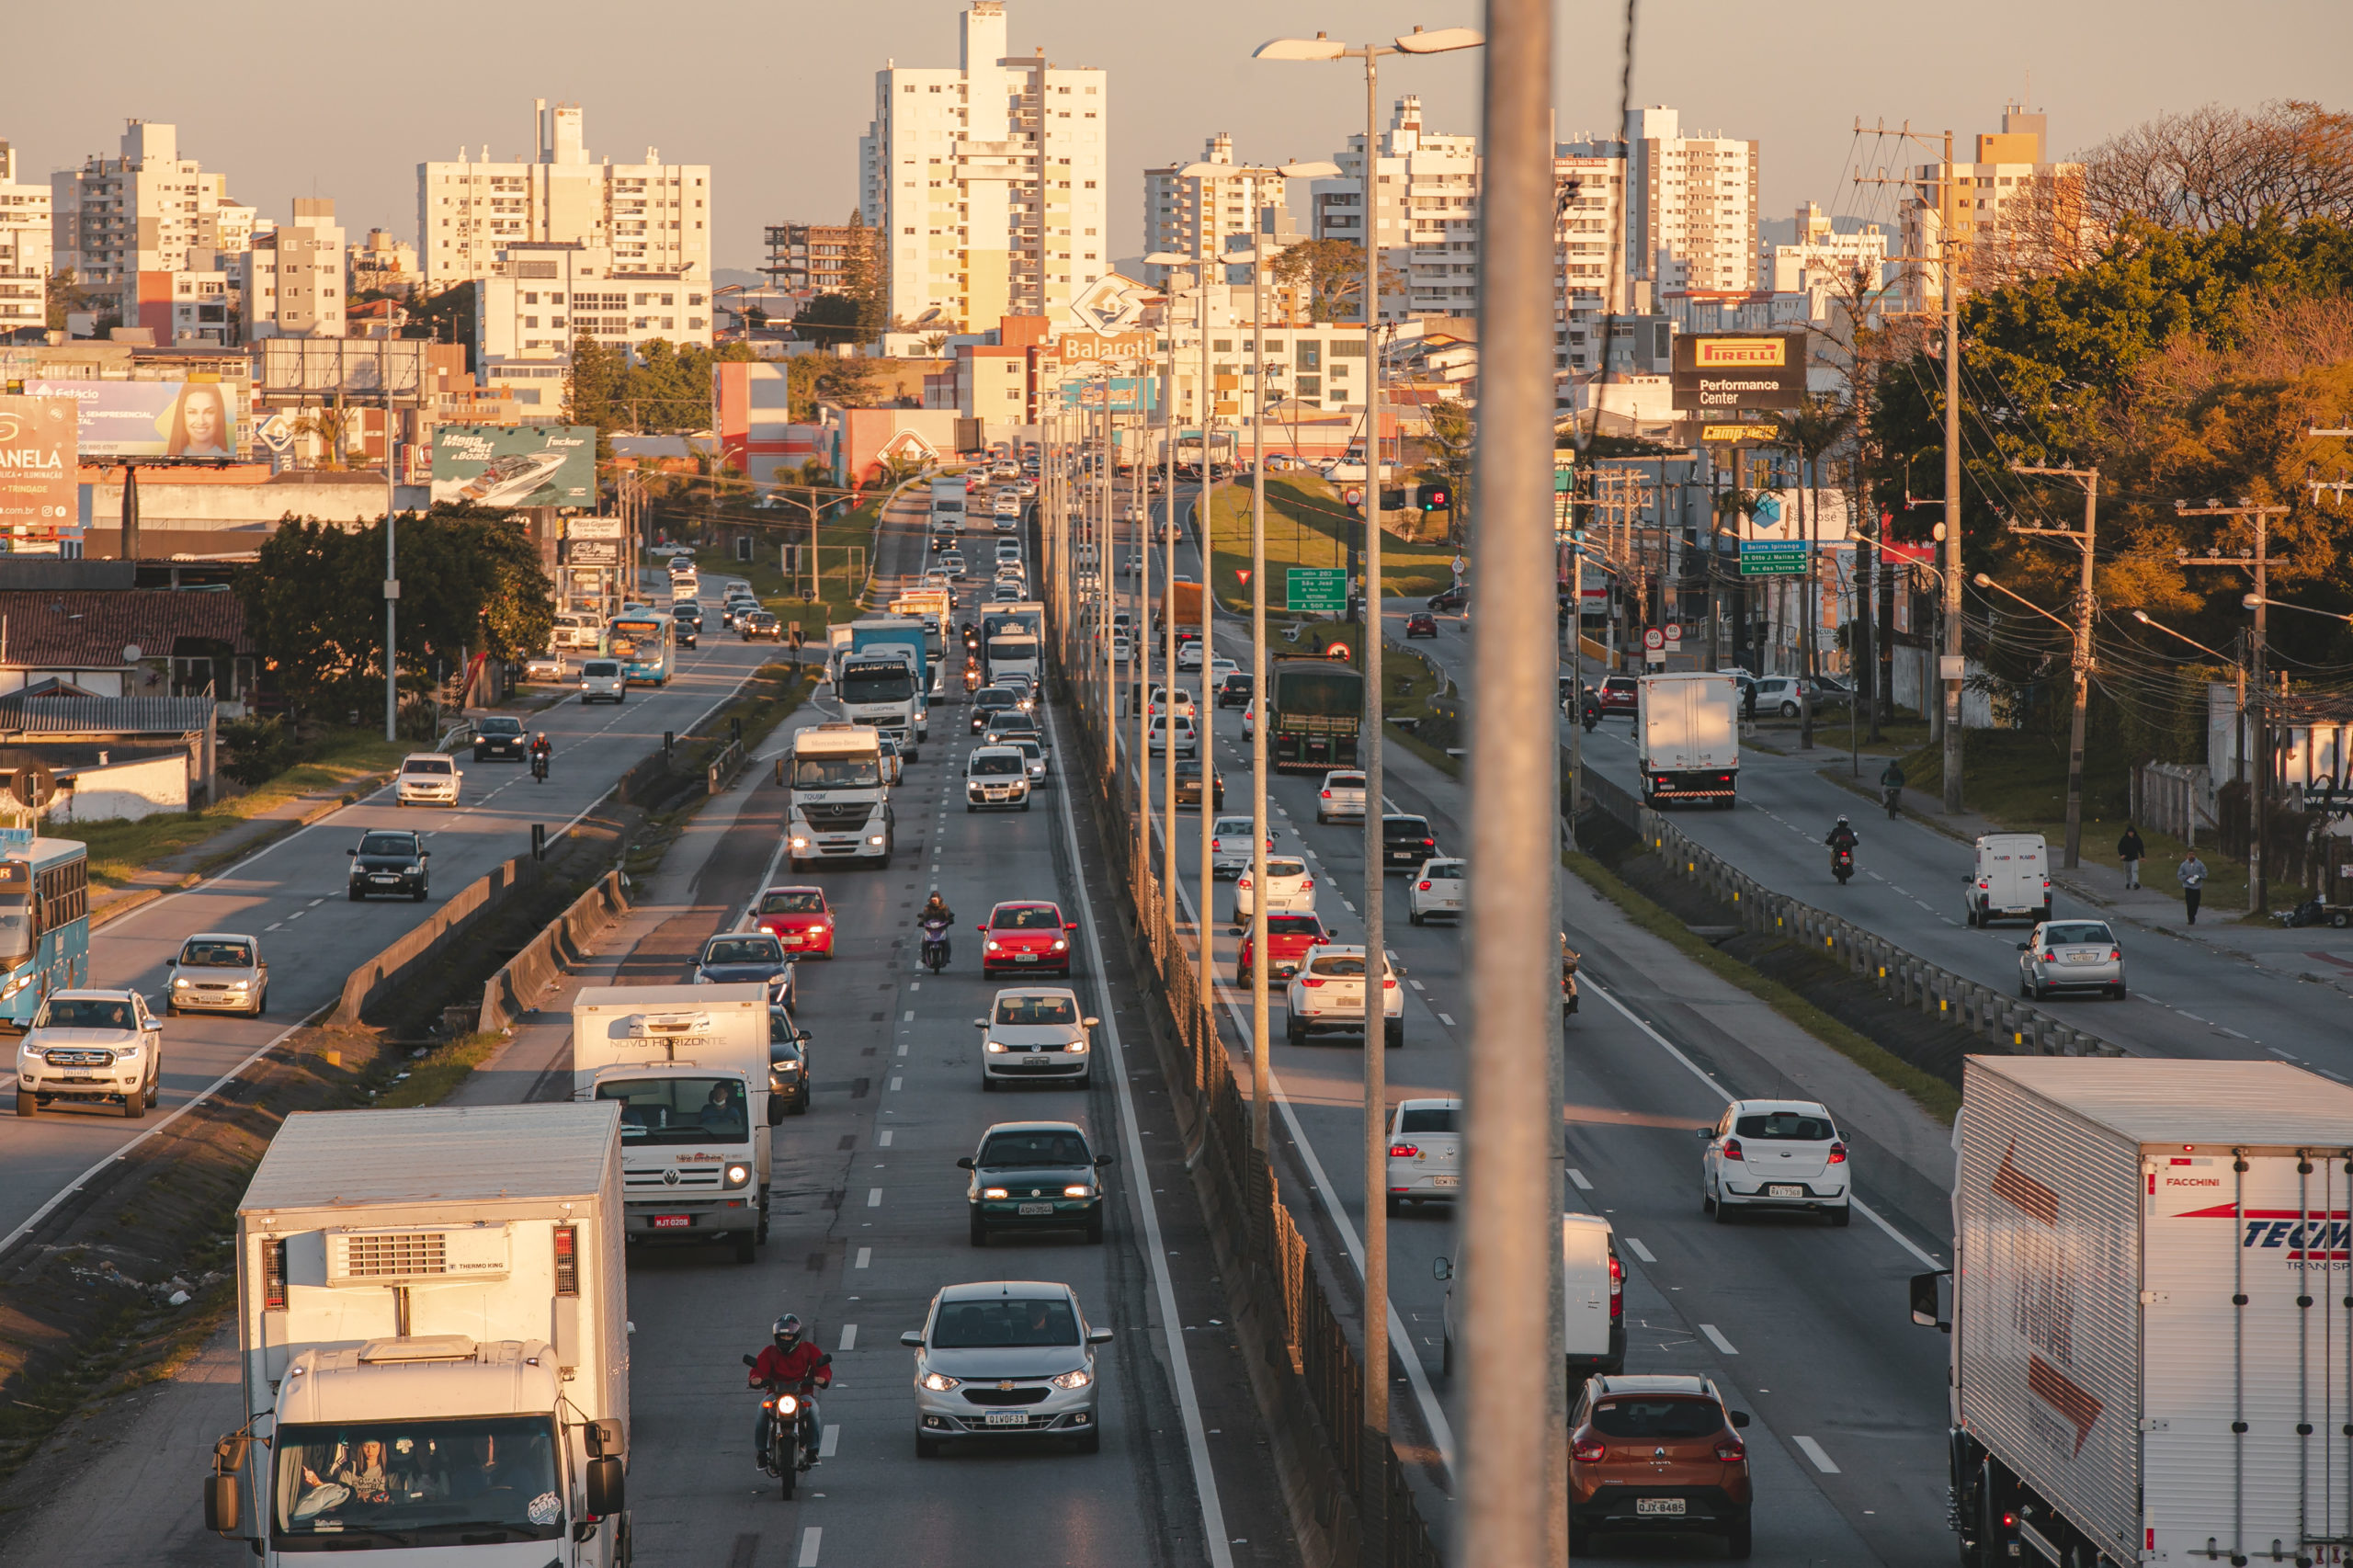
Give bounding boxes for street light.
[2243,593,2353,627]
[1972,571,2095,867]
[1256,25,1483,1568]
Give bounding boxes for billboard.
[23,379,245,459]
[429,425,595,509]
[1669,333,1808,413]
[0,397,77,540]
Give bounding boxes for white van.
[1964,832,2051,927]
[1438,1211,1623,1380]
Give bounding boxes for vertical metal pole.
[1940,129,1964,812]
[1461,4,1560,1568]
[384,455,399,742]
[2251,512,2269,914]
[1140,389,1156,884]
[1199,272,1219,1021]
[1569,546,1584,846]
[1106,403,1119,777]
[1358,46,1391,1568]
[1250,237,1271,1153]
[1164,294,1181,941]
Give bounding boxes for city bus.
[0,831,90,1028]
[606,610,676,686]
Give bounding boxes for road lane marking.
[1565,1167,1593,1192]
[866,1187,882,1207]
[1793,1435,1841,1473]
[798,1527,822,1566]
[855,1247,871,1267]
[1437,1012,1456,1026]
[818,1424,840,1458]
[1699,1323,1738,1355]
[837,1324,858,1350]
[903,1009,915,1021]
[1624,1236,1657,1264]
[889,1075,902,1091]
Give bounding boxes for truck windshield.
[597,1075,751,1143]
[792,755,881,790]
[840,665,915,703]
[272,1415,563,1549]
[987,638,1036,661]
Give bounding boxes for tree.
[2078,101,2353,234]
[1422,399,1474,543]
[815,354,882,407]
[793,293,866,349]
[413,281,478,359]
[839,211,889,346]
[566,331,625,432]
[1269,238,1406,324]
[44,268,100,333]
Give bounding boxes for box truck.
[1267,656,1363,772]
[928,476,967,534]
[573,982,775,1261]
[784,722,892,868]
[1634,671,1740,807]
[1914,1057,2353,1568]
[204,1104,632,1565]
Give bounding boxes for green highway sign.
[1287,566,1347,615]
[1738,541,1809,577]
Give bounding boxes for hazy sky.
[9,1,2347,278]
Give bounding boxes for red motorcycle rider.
[749,1314,831,1472]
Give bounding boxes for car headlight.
[171,976,192,989]
[1049,1369,1093,1391]
[115,1041,142,1057]
[1065,1039,1088,1054]
[985,940,1000,951]
[920,1371,961,1392]
[0,972,28,1000]
[724,1164,752,1188]
[983,1187,1008,1199]
[985,1040,1007,1053]
[1051,939,1068,952]
[1063,1185,1094,1199]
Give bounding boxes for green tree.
[840,211,888,346]
[238,518,381,714]
[1422,399,1474,543]
[794,294,865,348]
[1269,238,1406,324]
[413,281,478,361]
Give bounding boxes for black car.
[697,932,796,1009]
[472,715,528,762]
[741,610,781,642]
[983,711,1041,749]
[970,687,1020,733]
[672,604,702,646]
[768,1006,811,1118]
[960,1120,1116,1245]
[347,829,429,902]
[1427,585,1469,613]
[1173,758,1225,811]
[1217,672,1254,709]
[1381,813,1437,872]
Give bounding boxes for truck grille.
[340,1232,447,1278]
[627,1168,722,1189]
[801,802,873,828]
[42,1049,114,1067]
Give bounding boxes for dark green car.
[958,1120,1113,1246]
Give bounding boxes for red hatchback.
[754,886,835,957]
[1236,913,1330,988]
[980,901,1078,977]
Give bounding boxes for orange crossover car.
[1569,1373,1754,1559]
[754,886,835,958]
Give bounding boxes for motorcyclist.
[920,890,955,927]
[529,732,551,779]
[748,1314,831,1472]
[1878,759,1905,813]
[1825,815,1859,856]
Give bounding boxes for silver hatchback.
[165,932,267,1017]
[904,1280,1113,1456]
[2018,919,2126,1000]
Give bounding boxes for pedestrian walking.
[2117,824,2147,890]
[2177,851,2208,924]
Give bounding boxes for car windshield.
[358,835,416,858]
[704,937,782,965]
[1734,1110,1836,1142]
[2043,923,2113,946]
[271,1416,563,1546]
[1399,1107,1459,1133]
[1267,915,1324,937]
[931,1298,1082,1349]
[403,758,452,776]
[995,995,1078,1026]
[979,1131,1092,1167]
[1011,741,1043,758]
[596,1075,749,1144]
[1589,1397,1723,1440]
[792,755,881,789]
[476,718,523,737]
[976,691,1015,710]
[179,940,253,968]
[39,997,133,1029]
[760,891,825,915]
[993,907,1062,930]
[971,753,1023,777]
[584,662,620,677]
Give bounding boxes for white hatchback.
[1233,856,1315,919]
[1406,858,1466,926]
[1699,1098,1851,1225]
[1385,1096,1461,1214]
[1148,714,1197,756]
[394,753,462,807]
[1146,687,1196,719]
[1315,770,1369,824]
[1284,945,1404,1048]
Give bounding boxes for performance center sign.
[1671,334,1808,413]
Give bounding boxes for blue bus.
[0,832,90,1027]
[606,611,676,686]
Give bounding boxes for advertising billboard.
[0,397,78,540]
[429,425,595,509]
[23,379,245,459]
[1669,333,1809,413]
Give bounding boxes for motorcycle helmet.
[772,1313,803,1350]
[1835,814,1849,825]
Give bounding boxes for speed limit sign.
[1643,628,1665,652]
[1344,487,1364,510]
[1664,624,1683,648]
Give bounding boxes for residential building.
[1309,96,1481,320]
[122,257,236,347]
[858,1,1111,333]
[417,100,711,289]
[350,228,419,296]
[1551,143,1630,388]
[1763,202,1886,294]
[472,240,711,417]
[761,221,878,297]
[51,121,253,293]
[1142,133,1271,287]
[0,141,51,335]
[242,199,347,340]
[1608,106,1758,295]
[1898,104,2086,310]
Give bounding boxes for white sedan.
[1315,769,1368,824]
[1233,856,1315,920]
[1176,641,1205,673]
[1384,1097,1461,1214]
[1699,1098,1851,1225]
[1405,858,1465,926]
[1283,945,1404,1048]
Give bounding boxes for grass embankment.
[1201,475,1457,617]
[727,490,892,634]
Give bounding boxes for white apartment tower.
[1310,96,1481,320]
[243,199,347,339]
[1620,106,1758,293]
[1551,144,1627,378]
[1142,133,1267,287]
[0,142,51,333]
[51,120,256,291]
[416,101,712,290]
[858,2,1111,333]
[1764,202,1887,294]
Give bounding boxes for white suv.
[13,990,163,1119]
[1233,856,1315,920]
[394,753,462,807]
[966,746,1031,812]
[1284,945,1404,1048]
[1406,858,1465,925]
[1699,1098,1851,1225]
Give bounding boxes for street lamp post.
[1255,27,1484,1566]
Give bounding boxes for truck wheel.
[13,1090,33,1119]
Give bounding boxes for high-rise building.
[473,241,713,418]
[1551,143,1628,383]
[1616,106,1758,294]
[761,221,879,297]
[1142,133,1271,287]
[0,141,51,334]
[416,101,712,290]
[51,120,254,292]
[1309,96,1481,320]
[243,199,347,339]
[1764,202,1887,294]
[1898,105,2085,311]
[858,2,1111,333]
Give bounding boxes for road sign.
[1643,628,1665,652]
[568,540,620,567]
[568,517,624,540]
[1451,554,1468,577]
[1286,566,1347,615]
[1738,540,1808,577]
[1325,642,1351,660]
[1665,624,1684,648]
[1343,487,1363,511]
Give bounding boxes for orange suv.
[1569,1373,1754,1559]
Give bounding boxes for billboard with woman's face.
[23,380,245,460]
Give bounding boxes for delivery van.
[1963,832,2051,927]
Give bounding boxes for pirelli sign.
[1671,332,1809,412]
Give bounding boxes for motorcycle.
[920,916,953,973]
[963,663,983,694]
[1831,842,1856,885]
[1580,699,1600,733]
[742,1354,827,1500]
[529,750,550,783]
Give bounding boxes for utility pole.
[2178,500,2290,912]
[1938,128,1965,813]
[2007,466,2100,869]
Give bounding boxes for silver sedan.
[2018,919,2126,1000]
[904,1280,1113,1456]
[165,932,268,1017]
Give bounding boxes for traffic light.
[1418,484,1450,513]
[1381,486,1409,513]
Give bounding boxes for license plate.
[983,1411,1029,1427]
[1017,1202,1053,1216]
[1430,1175,1459,1187]
[1635,1498,1686,1517]
[1014,953,1039,963]
[650,1215,690,1229]
[2063,952,2097,964]
[1768,1185,1803,1199]
[372,876,400,883]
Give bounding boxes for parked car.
[1284,944,1404,1047]
[472,715,529,763]
[1568,1374,1753,1558]
[2017,918,2126,1000]
[394,753,462,807]
[11,990,162,1119]
[347,829,429,903]
[1406,858,1465,925]
[903,1278,1115,1455]
[165,932,267,1017]
[972,988,1098,1091]
[1699,1098,1850,1224]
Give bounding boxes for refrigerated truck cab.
[572,983,773,1261]
[785,722,892,869]
[1634,671,1739,808]
[207,1103,631,1566]
[1963,833,2050,926]
[836,654,926,760]
[983,633,1040,688]
[1915,1057,2353,1568]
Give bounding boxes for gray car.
[973,988,1097,1090]
[2018,918,2126,1000]
[165,932,267,1017]
[902,1279,1114,1457]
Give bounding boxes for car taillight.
[1721,1137,1744,1161]
[1321,790,1332,799]
[1608,1255,1623,1318]
[1977,879,1989,889]
[1572,1437,1607,1463]
[2109,949,2120,960]
[1715,1437,1746,1463]
[1390,1142,1418,1158]
[1418,881,1432,891]
[1301,878,1313,890]
[1421,838,1434,847]
[1301,977,1325,988]
[1211,838,1222,851]
[1382,978,1397,989]
[1827,1142,1847,1165]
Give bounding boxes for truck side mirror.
[202,1472,240,1534]
[585,1455,625,1516]
[1911,1269,1952,1332]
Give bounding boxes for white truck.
[785,722,892,869]
[1915,1056,2353,1568]
[204,1104,633,1565]
[1634,670,1740,808]
[1964,832,2052,927]
[929,476,967,536]
[572,982,775,1262]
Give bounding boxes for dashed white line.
[818,1425,840,1459]
[1437,1012,1457,1027]
[855,1246,871,1268]
[1565,1167,1594,1192]
[866,1187,883,1208]
[1624,1236,1657,1264]
[902,1009,915,1022]
[1793,1435,1841,1473]
[1699,1323,1739,1356]
[797,1527,822,1566]
[889,1075,903,1091]
[1407,978,1426,991]
[837,1324,858,1351]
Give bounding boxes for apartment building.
[51,121,257,294]
[1898,104,2085,310]
[473,241,711,417]
[0,142,50,335]
[351,228,419,296]
[1309,96,1480,320]
[242,199,347,339]
[1142,132,1273,288]
[858,1,1111,333]
[760,221,877,296]
[1614,106,1758,294]
[417,100,711,290]
[1763,201,1887,294]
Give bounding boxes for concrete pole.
[1199,278,1220,1022]
[1250,239,1272,1153]
[1940,129,1964,813]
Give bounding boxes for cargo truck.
[203,1104,632,1566]
[928,476,967,535]
[1267,657,1362,772]
[889,589,952,659]
[979,601,1044,687]
[1156,579,1205,635]
[1634,671,1740,807]
[573,982,776,1261]
[1914,1057,2353,1568]
[826,618,930,750]
[784,722,892,869]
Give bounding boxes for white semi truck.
[204,1103,633,1565]
[573,982,775,1262]
[1915,1057,2353,1568]
[1634,670,1740,807]
[784,722,892,869]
